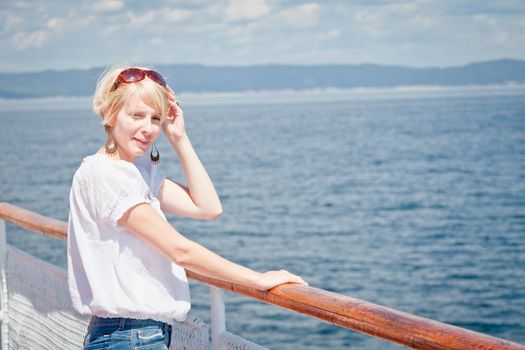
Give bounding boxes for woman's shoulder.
[74,153,142,184]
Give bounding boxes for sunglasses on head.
[111,68,167,91]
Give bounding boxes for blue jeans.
[84,316,172,349]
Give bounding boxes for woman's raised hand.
[256,270,308,291]
[163,86,186,143]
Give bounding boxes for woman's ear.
[103,114,115,128]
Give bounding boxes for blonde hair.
[92,64,169,127]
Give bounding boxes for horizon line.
[1,57,524,75]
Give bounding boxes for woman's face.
[110,93,162,163]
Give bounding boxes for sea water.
[0,86,524,349]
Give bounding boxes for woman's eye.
[152,116,161,121]
[130,113,143,119]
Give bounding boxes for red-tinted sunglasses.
[111,68,167,91]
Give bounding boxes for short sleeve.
[135,153,167,197]
[91,160,152,227]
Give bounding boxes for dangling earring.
[104,125,117,156]
[150,143,160,164]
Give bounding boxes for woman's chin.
[132,145,149,155]
[134,150,148,159]
[121,148,147,162]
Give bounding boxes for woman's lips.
[133,137,149,146]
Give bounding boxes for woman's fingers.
[168,100,181,114]
[285,271,308,285]
[166,86,178,102]
[166,87,183,119]
[168,98,182,110]
[166,85,176,100]
[258,270,308,290]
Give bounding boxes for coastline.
[1,83,525,110]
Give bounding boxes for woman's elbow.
[169,243,192,267]
[201,207,223,221]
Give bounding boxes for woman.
[67,65,307,349]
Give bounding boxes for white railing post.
[0,219,8,350]
[210,286,226,350]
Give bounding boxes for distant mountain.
[1,59,524,99]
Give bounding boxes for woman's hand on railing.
[255,270,308,291]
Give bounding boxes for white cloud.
[315,29,341,41]
[353,2,421,37]
[102,24,120,36]
[326,29,341,39]
[151,37,165,45]
[1,12,24,33]
[13,30,49,49]
[75,14,97,28]
[164,9,191,23]
[472,13,497,27]
[277,3,319,28]
[185,21,228,34]
[127,10,157,27]
[44,11,95,33]
[47,17,64,30]
[494,31,510,45]
[91,0,124,13]
[12,1,31,9]
[409,14,436,28]
[225,0,270,22]
[230,33,252,45]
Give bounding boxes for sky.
[1,0,525,73]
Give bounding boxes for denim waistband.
[89,316,172,332]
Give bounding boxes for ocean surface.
[0,85,524,349]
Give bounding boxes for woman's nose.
[141,117,154,134]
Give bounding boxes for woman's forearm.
[169,135,222,216]
[177,238,307,291]
[178,239,264,288]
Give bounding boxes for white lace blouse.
[67,153,191,323]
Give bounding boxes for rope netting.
[4,245,211,349]
[2,245,266,350]
[219,332,269,350]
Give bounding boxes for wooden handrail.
[0,203,67,240]
[0,202,523,350]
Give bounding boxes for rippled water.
[0,86,524,349]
